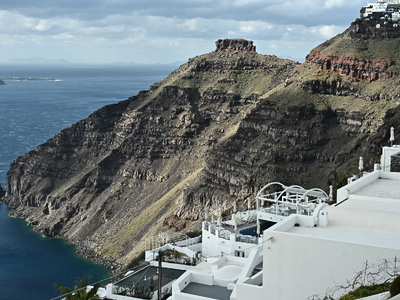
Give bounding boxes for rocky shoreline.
[75,243,123,272]
[7,206,122,272]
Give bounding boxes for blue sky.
[0,0,368,64]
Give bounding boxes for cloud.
[324,0,346,9]
[317,25,343,38]
[0,0,368,63]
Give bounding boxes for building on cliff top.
[361,0,400,24]
[94,138,400,300]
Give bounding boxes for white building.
[97,142,400,300]
[169,144,400,300]
[361,0,400,19]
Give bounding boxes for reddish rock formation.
[215,39,256,53]
[306,50,396,82]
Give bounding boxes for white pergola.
[255,182,329,215]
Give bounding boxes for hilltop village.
[361,0,400,27]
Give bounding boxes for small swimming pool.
[239,221,275,236]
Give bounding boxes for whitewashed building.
[169,143,400,300]
[96,140,400,300]
[361,0,400,21]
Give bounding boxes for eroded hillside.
[3,34,400,268]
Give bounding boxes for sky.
[0,0,369,64]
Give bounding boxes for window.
[235,250,245,257]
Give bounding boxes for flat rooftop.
[349,178,400,201]
[279,198,400,249]
[182,283,232,300]
[115,266,185,289]
[286,220,400,250]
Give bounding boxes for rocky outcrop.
[306,50,396,81]
[0,184,5,198]
[301,79,358,96]
[215,39,256,53]
[0,79,5,85]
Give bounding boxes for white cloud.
[178,18,208,32]
[324,0,346,9]
[233,0,265,6]
[53,33,75,41]
[240,25,256,33]
[309,24,343,39]
[318,25,342,38]
[0,1,369,63]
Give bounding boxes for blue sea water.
[0,64,176,300]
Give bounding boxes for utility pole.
[158,252,163,300]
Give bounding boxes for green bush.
[390,275,400,297]
[338,295,357,300]
[338,284,387,300]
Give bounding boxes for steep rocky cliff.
[0,185,5,198]
[306,18,400,81]
[3,32,400,268]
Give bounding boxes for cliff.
[306,50,396,81]
[0,185,5,198]
[3,33,400,268]
[306,19,400,81]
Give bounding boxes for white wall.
[202,224,257,259]
[260,230,400,300]
[235,284,264,300]
[201,224,222,257]
[336,171,380,203]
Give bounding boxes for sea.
[0,63,177,300]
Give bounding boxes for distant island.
[4,57,70,64]
[0,77,57,81]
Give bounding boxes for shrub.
[390,275,400,297]
[337,284,388,300]
[338,295,357,300]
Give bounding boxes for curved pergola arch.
[254,181,328,216]
[255,182,286,199]
[302,188,329,204]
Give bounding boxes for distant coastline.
[0,77,57,81]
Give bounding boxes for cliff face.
[306,19,400,82]
[306,50,395,81]
[0,185,5,198]
[3,35,400,268]
[3,39,298,267]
